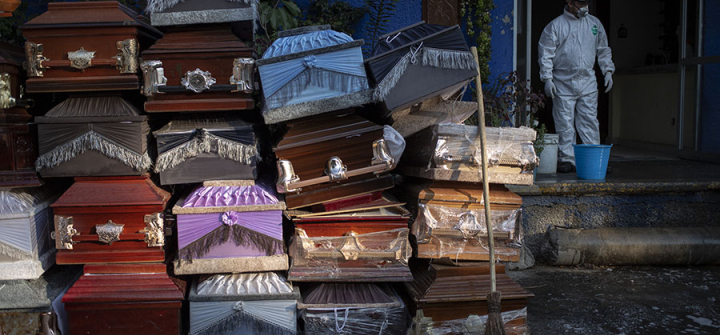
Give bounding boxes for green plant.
[256,0,301,54]
[301,0,367,36]
[364,0,399,55]
[460,0,494,84]
[0,2,28,46]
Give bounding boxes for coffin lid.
[172,182,285,214]
[21,1,161,37]
[51,176,170,208]
[261,25,358,61]
[154,116,254,136]
[0,183,65,215]
[63,264,184,303]
[0,265,81,310]
[189,272,299,302]
[407,261,533,304]
[35,96,147,123]
[298,283,402,309]
[368,22,467,60]
[142,25,251,55]
[405,181,522,206]
[274,112,382,151]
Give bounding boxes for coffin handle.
[24,42,49,77]
[113,38,139,74]
[141,60,167,97]
[230,58,256,93]
[51,215,78,250]
[39,312,58,335]
[140,212,165,247]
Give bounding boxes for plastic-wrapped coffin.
[401,124,538,185]
[172,182,288,275]
[289,207,412,282]
[0,48,40,187]
[257,26,374,125]
[34,96,152,178]
[153,117,258,185]
[0,185,65,280]
[145,0,258,41]
[365,22,477,113]
[140,25,256,113]
[405,261,533,335]
[50,175,170,265]
[298,283,407,335]
[189,272,300,335]
[404,181,523,262]
[409,308,529,335]
[20,1,162,93]
[62,264,184,335]
[0,265,81,335]
[274,112,404,209]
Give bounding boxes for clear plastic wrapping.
[410,308,528,335]
[289,228,412,282]
[299,283,407,335]
[413,203,522,261]
[433,126,538,173]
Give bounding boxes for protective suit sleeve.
[595,20,615,76]
[538,23,558,82]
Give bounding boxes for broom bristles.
[485,291,507,335]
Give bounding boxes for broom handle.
[470,47,497,293]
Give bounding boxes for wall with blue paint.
[700,0,720,153]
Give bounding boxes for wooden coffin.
[146,0,257,41]
[284,173,396,210]
[63,264,184,335]
[171,183,288,275]
[401,124,538,185]
[289,208,412,282]
[189,272,300,335]
[20,1,162,93]
[380,97,477,138]
[51,175,170,265]
[0,185,65,280]
[274,112,401,197]
[406,181,523,262]
[154,117,258,185]
[0,46,40,188]
[141,25,255,113]
[257,26,373,125]
[0,265,81,335]
[35,96,152,177]
[405,261,532,334]
[365,22,477,113]
[299,283,407,335]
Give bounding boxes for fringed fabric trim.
[34,131,152,172]
[192,309,296,335]
[146,0,250,13]
[373,48,477,102]
[178,224,283,264]
[422,47,477,70]
[0,242,32,260]
[267,67,368,109]
[154,129,258,173]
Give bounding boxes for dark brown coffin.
[51,175,170,265]
[284,174,395,210]
[289,211,412,282]
[0,46,40,188]
[20,1,162,93]
[141,25,255,113]
[274,112,398,204]
[404,181,523,262]
[34,96,151,178]
[63,264,183,335]
[401,124,537,185]
[405,260,532,334]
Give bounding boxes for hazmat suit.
[538,1,615,172]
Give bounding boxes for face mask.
[577,6,589,17]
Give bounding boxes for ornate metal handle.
[325,156,348,181]
[24,39,139,77]
[141,60,167,97]
[140,212,165,247]
[51,215,79,250]
[24,42,49,77]
[230,58,255,93]
[181,68,216,93]
[0,73,16,109]
[96,220,125,245]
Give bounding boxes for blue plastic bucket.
[573,144,613,180]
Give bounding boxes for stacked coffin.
[256,25,412,333]
[20,2,186,334]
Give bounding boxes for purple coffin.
[171,182,288,275]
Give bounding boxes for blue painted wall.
[700,0,720,153]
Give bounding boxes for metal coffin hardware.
[113,38,139,74]
[371,138,395,171]
[24,42,49,77]
[0,73,16,108]
[296,228,409,261]
[141,60,167,97]
[51,215,78,250]
[95,220,125,245]
[230,58,255,93]
[67,47,96,71]
[140,213,165,247]
[181,68,216,93]
[325,156,348,181]
[277,159,301,193]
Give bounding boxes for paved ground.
[508,265,720,334]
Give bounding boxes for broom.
[470,46,507,335]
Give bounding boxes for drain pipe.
[542,227,720,266]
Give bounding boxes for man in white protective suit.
[538,0,615,173]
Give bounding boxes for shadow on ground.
[508,266,720,334]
